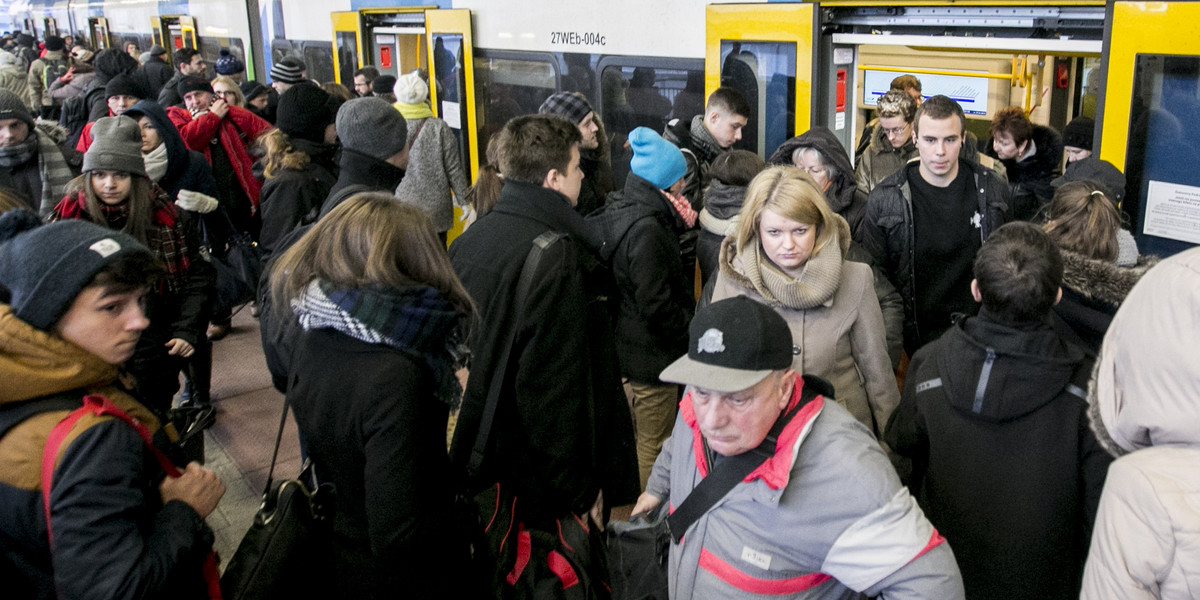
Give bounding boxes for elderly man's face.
[692,370,795,456]
[0,118,29,147]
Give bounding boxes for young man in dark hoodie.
[884,221,1112,600]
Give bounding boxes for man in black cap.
[137,44,173,100]
[1061,116,1095,164]
[26,34,67,118]
[633,296,965,599]
[75,73,145,152]
[371,74,397,103]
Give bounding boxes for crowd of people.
[0,29,1196,600]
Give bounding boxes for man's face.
[107,94,139,116]
[1064,146,1092,163]
[271,80,293,96]
[692,370,795,457]
[577,112,599,150]
[0,118,29,147]
[547,145,584,206]
[353,74,371,97]
[184,90,214,114]
[906,87,923,106]
[879,115,912,150]
[991,131,1027,161]
[53,285,149,365]
[180,54,204,75]
[248,94,269,111]
[914,114,963,186]
[707,109,747,149]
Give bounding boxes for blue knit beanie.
[629,127,686,190]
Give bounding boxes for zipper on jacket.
[972,348,996,413]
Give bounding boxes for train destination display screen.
[862,69,990,116]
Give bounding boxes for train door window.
[719,41,796,157]
[336,31,359,84]
[432,34,469,167]
[304,43,335,84]
[473,52,558,160]
[599,64,704,143]
[1123,55,1200,256]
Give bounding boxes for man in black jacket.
[860,95,1010,355]
[449,114,639,525]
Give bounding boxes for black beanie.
[105,73,146,99]
[0,213,153,331]
[240,80,268,102]
[93,48,138,80]
[44,35,64,52]
[276,84,335,144]
[1062,116,1095,150]
[372,75,397,95]
[177,75,213,99]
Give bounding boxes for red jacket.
[168,104,271,209]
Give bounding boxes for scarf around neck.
[396,102,435,120]
[291,279,467,407]
[729,214,852,310]
[143,143,169,184]
[0,132,37,167]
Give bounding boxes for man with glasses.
[157,48,204,109]
[855,90,918,196]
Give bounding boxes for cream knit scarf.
[724,213,852,310]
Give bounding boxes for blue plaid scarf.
[292,279,468,407]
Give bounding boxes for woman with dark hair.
[49,115,213,416]
[985,106,1064,220]
[1043,180,1157,355]
[269,193,472,597]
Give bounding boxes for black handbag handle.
[466,230,567,479]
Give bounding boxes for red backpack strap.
[41,394,223,599]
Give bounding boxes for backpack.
[41,57,68,91]
[59,86,103,149]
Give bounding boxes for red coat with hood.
[168,104,271,210]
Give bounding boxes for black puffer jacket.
[591,173,693,382]
[769,127,869,236]
[258,139,339,254]
[984,124,1062,221]
[1051,250,1158,356]
[859,160,1010,352]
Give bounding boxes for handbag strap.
[466,230,568,478]
[41,394,223,599]
[666,375,827,544]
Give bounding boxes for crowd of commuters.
[0,28,1196,600]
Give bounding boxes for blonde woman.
[210,75,244,107]
[709,165,898,437]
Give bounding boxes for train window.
[719,41,796,157]
[473,52,557,162]
[600,65,704,142]
[304,43,334,84]
[1124,54,1200,257]
[336,31,358,86]
[433,33,470,173]
[199,39,247,82]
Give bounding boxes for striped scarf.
[291,279,468,407]
[666,190,698,228]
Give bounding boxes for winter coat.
[47,70,94,103]
[769,127,869,237]
[258,139,338,253]
[1051,250,1158,356]
[855,122,918,197]
[0,121,76,217]
[983,124,1063,221]
[26,50,66,109]
[709,215,899,438]
[157,72,184,108]
[1081,247,1200,600]
[885,311,1111,599]
[697,179,746,287]
[859,160,1010,353]
[663,114,723,212]
[646,379,964,600]
[126,100,219,203]
[395,116,469,233]
[590,172,693,382]
[0,306,215,600]
[0,63,33,109]
[138,58,174,101]
[318,147,406,219]
[168,104,272,211]
[448,180,640,523]
[287,327,468,598]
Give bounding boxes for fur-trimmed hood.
[1087,247,1200,457]
[1061,250,1159,307]
[33,120,69,145]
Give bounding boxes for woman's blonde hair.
[1042,180,1124,261]
[66,173,157,245]
[270,192,474,321]
[211,75,245,107]
[734,165,837,256]
[259,128,310,179]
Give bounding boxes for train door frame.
[1100,0,1200,255]
[43,18,57,38]
[426,9,478,245]
[88,17,112,51]
[705,3,816,158]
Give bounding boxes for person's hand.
[165,338,195,357]
[631,491,663,517]
[160,462,225,518]
[209,98,229,119]
[175,190,219,213]
[59,67,74,83]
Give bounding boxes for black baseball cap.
[660,296,794,392]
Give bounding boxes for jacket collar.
[337,148,405,190]
[492,180,602,250]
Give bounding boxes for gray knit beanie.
[0,88,35,130]
[0,213,152,331]
[83,116,147,177]
[335,97,407,161]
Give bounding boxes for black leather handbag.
[200,209,264,314]
[219,395,335,600]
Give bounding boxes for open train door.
[330,11,363,86]
[426,8,477,245]
[705,3,816,157]
[88,17,111,50]
[1101,0,1200,256]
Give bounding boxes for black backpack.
[40,58,68,91]
[59,86,105,149]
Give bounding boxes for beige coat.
[710,216,899,437]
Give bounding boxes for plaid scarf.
[0,133,37,167]
[52,187,191,295]
[292,279,468,407]
[666,190,698,228]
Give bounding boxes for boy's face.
[53,285,149,365]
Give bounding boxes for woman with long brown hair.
[269,192,472,597]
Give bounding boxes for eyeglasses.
[883,125,910,136]
[216,91,239,98]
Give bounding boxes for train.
[7,0,1199,255]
